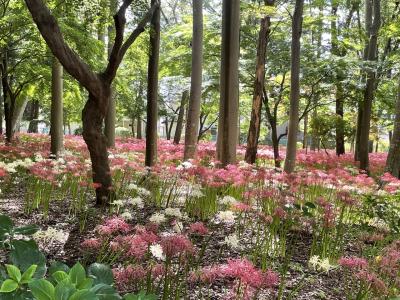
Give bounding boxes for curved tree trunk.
[184,0,203,160]
[145,0,160,167]
[82,93,114,205]
[50,57,64,158]
[284,0,304,173]
[25,0,159,205]
[216,0,240,166]
[245,15,270,164]
[385,78,400,178]
[174,90,188,145]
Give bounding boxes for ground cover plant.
[0,134,399,299]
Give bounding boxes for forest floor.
[1,135,398,300]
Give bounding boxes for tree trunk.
[82,93,114,205]
[271,120,280,168]
[331,4,345,156]
[25,0,159,205]
[145,0,160,167]
[104,0,118,148]
[385,81,400,178]
[359,0,381,172]
[174,90,188,145]
[284,0,304,173]
[184,0,203,160]
[245,15,270,164]
[50,57,64,158]
[11,97,29,135]
[216,0,240,166]
[137,116,142,139]
[335,83,345,155]
[28,100,40,133]
[303,112,308,151]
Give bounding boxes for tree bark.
[145,0,160,167]
[359,0,381,172]
[104,0,118,148]
[284,0,304,173]
[216,0,240,166]
[50,57,64,158]
[175,90,188,145]
[385,80,400,178]
[28,100,40,133]
[245,14,270,164]
[184,0,203,160]
[331,3,345,156]
[355,0,373,161]
[137,116,142,139]
[303,112,308,151]
[25,0,159,204]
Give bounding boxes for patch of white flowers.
[149,212,167,224]
[224,234,240,249]
[164,207,182,219]
[308,255,335,273]
[216,210,236,224]
[33,227,69,245]
[150,244,165,261]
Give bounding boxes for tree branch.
[103,1,160,82]
[24,0,101,98]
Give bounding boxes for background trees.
[0,0,399,188]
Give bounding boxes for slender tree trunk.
[303,112,308,151]
[359,0,381,172]
[174,90,188,145]
[284,0,304,173]
[11,97,28,134]
[137,116,142,139]
[385,80,400,179]
[271,120,280,168]
[104,0,118,148]
[336,83,345,155]
[131,115,136,138]
[50,57,64,158]
[355,0,373,161]
[167,117,174,140]
[245,15,270,164]
[145,0,160,167]
[184,0,203,160]
[331,4,345,156]
[216,0,240,166]
[28,100,40,133]
[164,118,170,140]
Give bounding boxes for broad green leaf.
[6,265,21,282]
[29,279,55,300]
[0,279,18,293]
[20,265,38,284]
[87,264,114,285]
[90,284,120,300]
[69,263,86,287]
[54,280,76,300]
[49,262,70,276]
[69,289,97,300]
[13,225,39,236]
[10,240,47,278]
[52,271,68,284]
[76,278,93,290]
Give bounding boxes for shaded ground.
[0,186,358,300]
